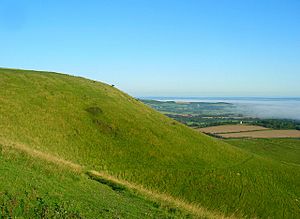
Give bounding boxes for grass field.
[225,138,300,166]
[198,124,300,139]
[1,68,300,218]
[220,130,300,138]
[198,125,269,134]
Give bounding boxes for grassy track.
[1,68,300,218]
[1,137,226,218]
[0,141,196,218]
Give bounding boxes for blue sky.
[1,0,300,97]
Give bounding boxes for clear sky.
[1,0,300,97]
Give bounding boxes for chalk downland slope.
[1,68,300,218]
[0,140,193,218]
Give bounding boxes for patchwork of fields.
[141,99,300,130]
[198,124,269,134]
[220,129,300,138]
[199,124,300,139]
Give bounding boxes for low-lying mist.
[145,97,300,121]
[236,100,300,120]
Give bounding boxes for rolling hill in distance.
[1,68,300,218]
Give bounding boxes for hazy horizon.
[139,96,300,99]
[140,96,300,120]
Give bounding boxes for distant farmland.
[220,129,300,138]
[198,124,269,134]
[198,124,300,138]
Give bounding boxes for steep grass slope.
[1,68,299,218]
[0,142,191,218]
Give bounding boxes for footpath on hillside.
[0,137,233,219]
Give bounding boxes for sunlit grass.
[1,68,300,218]
[0,143,193,218]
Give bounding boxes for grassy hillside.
[0,142,191,218]
[1,68,299,218]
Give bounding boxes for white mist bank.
[236,100,300,120]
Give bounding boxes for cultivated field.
[199,124,300,139]
[198,124,269,134]
[220,129,300,138]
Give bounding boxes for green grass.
[1,68,300,218]
[0,144,191,218]
[225,138,300,166]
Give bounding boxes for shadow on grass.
[86,171,126,193]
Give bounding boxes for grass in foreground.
[0,143,193,218]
